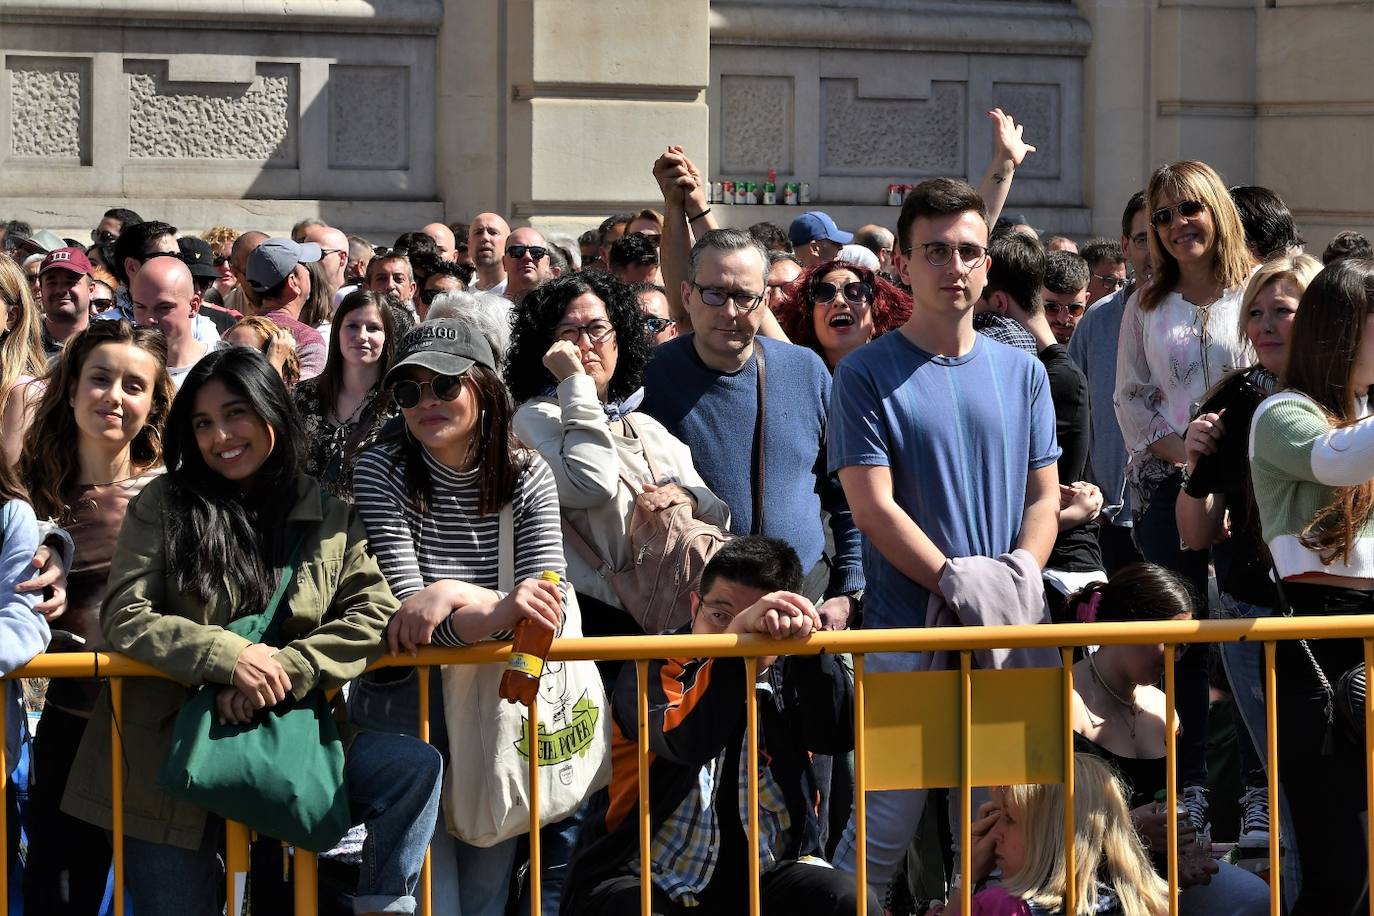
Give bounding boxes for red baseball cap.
[39,246,93,277]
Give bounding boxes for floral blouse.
[293,377,398,503]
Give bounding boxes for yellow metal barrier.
[5,615,1374,916]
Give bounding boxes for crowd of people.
[2,115,1373,916]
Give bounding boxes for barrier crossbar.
[5,614,1374,916]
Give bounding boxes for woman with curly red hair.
[772,258,912,369]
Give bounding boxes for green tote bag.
[157,518,351,852]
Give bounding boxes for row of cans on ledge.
[709,180,811,206]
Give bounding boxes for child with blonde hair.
[952,753,1168,916]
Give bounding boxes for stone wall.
[0,0,445,238]
[706,0,1092,236]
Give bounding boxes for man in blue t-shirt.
[827,178,1061,897]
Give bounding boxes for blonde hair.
[1140,160,1253,313]
[201,225,238,250]
[0,256,48,401]
[998,754,1169,916]
[225,316,301,389]
[1235,252,1323,360]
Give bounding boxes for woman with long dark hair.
[772,258,912,369]
[294,289,399,501]
[505,272,728,638]
[1113,159,1255,832]
[1249,257,1374,915]
[62,346,441,916]
[17,319,173,913]
[351,317,566,916]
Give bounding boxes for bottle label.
[508,652,544,678]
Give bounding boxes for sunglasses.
[1093,273,1126,290]
[507,244,548,262]
[1150,199,1206,228]
[814,280,873,306]
[643,316,675,334]
[213,255,232,267]
[90,229,117,245]
[1044,302,1086,318]
[372,246,410,259]
[419,286,460,305]
[392,373,465,409]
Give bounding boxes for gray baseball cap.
[384,317,496,388]
[246,237,321,293]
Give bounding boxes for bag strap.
[499,502,514,593]
[751,343,766,535]
[254,491,319,645]
[621,414,664,485]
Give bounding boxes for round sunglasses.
[392,373,465,409]
[813,280,874,306]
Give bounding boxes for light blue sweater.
[1,499,45,776]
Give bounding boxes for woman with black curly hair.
[772,258,912,369]
[506,272,730,638]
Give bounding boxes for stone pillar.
[437,0,711,237]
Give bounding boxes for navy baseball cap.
[788,211,853,247]
[246,237,321,293]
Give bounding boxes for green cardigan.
[62,474,398,850]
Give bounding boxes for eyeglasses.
[904,242,989,269]
[1129,232,1150,250]
[419,286,461,305]
[89,297,114,308]
[643,316,675,334]
[1044,302,1086,318]
[90,229,117,245]
[1150,199,1206,228]
[138,251,181,264]
[1093,274,1126,291]
[392,373,465,409]
[813,280,873,306]
[555,320,615,344]
[506,244,548,262]
[213,255,232,267]
[691,282,764,312]
[372,246,410,259]
[320,248,346,259]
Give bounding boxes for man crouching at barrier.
[560,536,880,916]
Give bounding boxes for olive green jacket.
[63,475,398,850]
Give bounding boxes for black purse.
[1184,368,1269,498]
[1273,577,1367,749]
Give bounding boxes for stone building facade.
[0,0,1369,247]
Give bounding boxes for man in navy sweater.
[640,229,864,627]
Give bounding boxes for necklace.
[1087,651,1138,739]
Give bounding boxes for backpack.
[560,415,730,634]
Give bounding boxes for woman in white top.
[1112,159,1254,831]
[505,271,730,639]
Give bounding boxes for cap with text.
[384,317,496,389]
[39,246,93,277]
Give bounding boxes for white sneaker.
[1238,785,1270,849]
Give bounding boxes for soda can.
[887,184,902,206]
[710,181,722,204]
[721,180,735,204]
[764,182,777,206]
[784,183,799,206]
[800,182,811,204]
[735,183,748,205]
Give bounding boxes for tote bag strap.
[247,492,318,645]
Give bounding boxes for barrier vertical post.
[959,651,972,916]
[1163,646,1178,916]
[1060,647,1076,911]
[293,850,318,915]
[636,659,651,916]
[110,677,126,916]
[418,668,432,916]
[226,821,251,915]
[745,656,761,916]
[528,693,541,916]
[1264,641,1280,916]
[853,654,867,916]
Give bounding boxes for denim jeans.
[348,730,443,914]
[1179,860,1272,916]
[517,808,584,916]
[1216,594,1301,909]
[350,668,517,916]
[1131,470,1210,788]
[124,818,223,916]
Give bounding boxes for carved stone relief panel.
[991,82,1059,179]
[126,60,296,163]
[329,65,409,170]
[8,56,88,162]
[718,74,793,174]
[820,78,964,176]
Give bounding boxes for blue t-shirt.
[828,331,1060,628]
[641,335,864,596]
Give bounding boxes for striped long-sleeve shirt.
[352,441,566,646]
